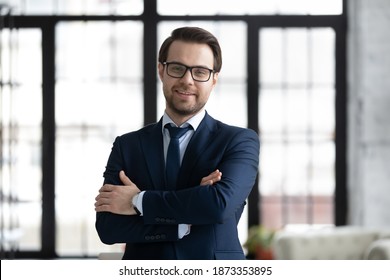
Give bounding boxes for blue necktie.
[165,124,192,189]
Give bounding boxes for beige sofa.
[272,226,390,260]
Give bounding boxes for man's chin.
[173,108,197,117]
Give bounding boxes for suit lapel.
[140,119,167,190]
[177,113,218,189]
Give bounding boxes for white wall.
[348,0,390,226]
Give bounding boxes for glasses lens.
[192,67,211,82]
[167,63,186,78]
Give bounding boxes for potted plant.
[244,225,276,259]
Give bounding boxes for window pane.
[311,29,335,85]
[4,0,144,15]
[285,29,309,85]
[158,0,342,15]
[286,199,308,224]
[260,196,283,229]
[313,196,333,224]
[1,29,42,252]
[259,27,335,228]
[260,29,283,84]
[56,21,143,81]
[55,21,143,256]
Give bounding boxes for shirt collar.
[162,110,206,132]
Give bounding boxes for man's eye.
[171,65,185,72]
[194,68,208,76]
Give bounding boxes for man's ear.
[157,63,164,81]
[212,72,219,87]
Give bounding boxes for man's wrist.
[132,191,145,216]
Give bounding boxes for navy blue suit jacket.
[96,112,260,259]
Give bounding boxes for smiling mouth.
[176,89,195,96]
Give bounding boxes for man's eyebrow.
[168,61,213,69]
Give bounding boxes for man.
[95,26,259,259]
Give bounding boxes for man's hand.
[200,169,222,186]
[95,170,140,215]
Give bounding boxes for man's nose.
[180,69,194,83]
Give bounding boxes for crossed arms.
[95,127,259,244]
[95,169,222,215]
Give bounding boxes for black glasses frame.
[162,61,215,82]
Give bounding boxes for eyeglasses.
[162,62,215,82]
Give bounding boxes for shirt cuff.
[178,224,191,239]
[132,191,145,216]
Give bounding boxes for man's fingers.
[95,171,140,215]
[208,170,222,182]
[94,198,106,207]
[99,184,116,193]
[200,170,222,186]
[119,170,133,186]
[95,204,111,213]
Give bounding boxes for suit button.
[155,217,161,222]
[145,235,150,240]
[160,218,166,223]
[156,235,161,240]
[150,235,155,240]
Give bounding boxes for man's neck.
[165,110,204,127]
[163,110,206,131]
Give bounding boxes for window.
[259,28,336,229]
[3,0,144,15]
[0,0,346,258]
[55,21,143,256]
[157,0,342,15]
[0,28,42,255]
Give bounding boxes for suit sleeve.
[142,128,260,225]
[95,136,179,244]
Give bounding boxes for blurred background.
[1,0,389,259]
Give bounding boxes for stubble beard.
[165,92,206,117]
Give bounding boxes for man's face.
[158,40,218,123]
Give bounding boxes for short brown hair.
[158,26,222,72]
